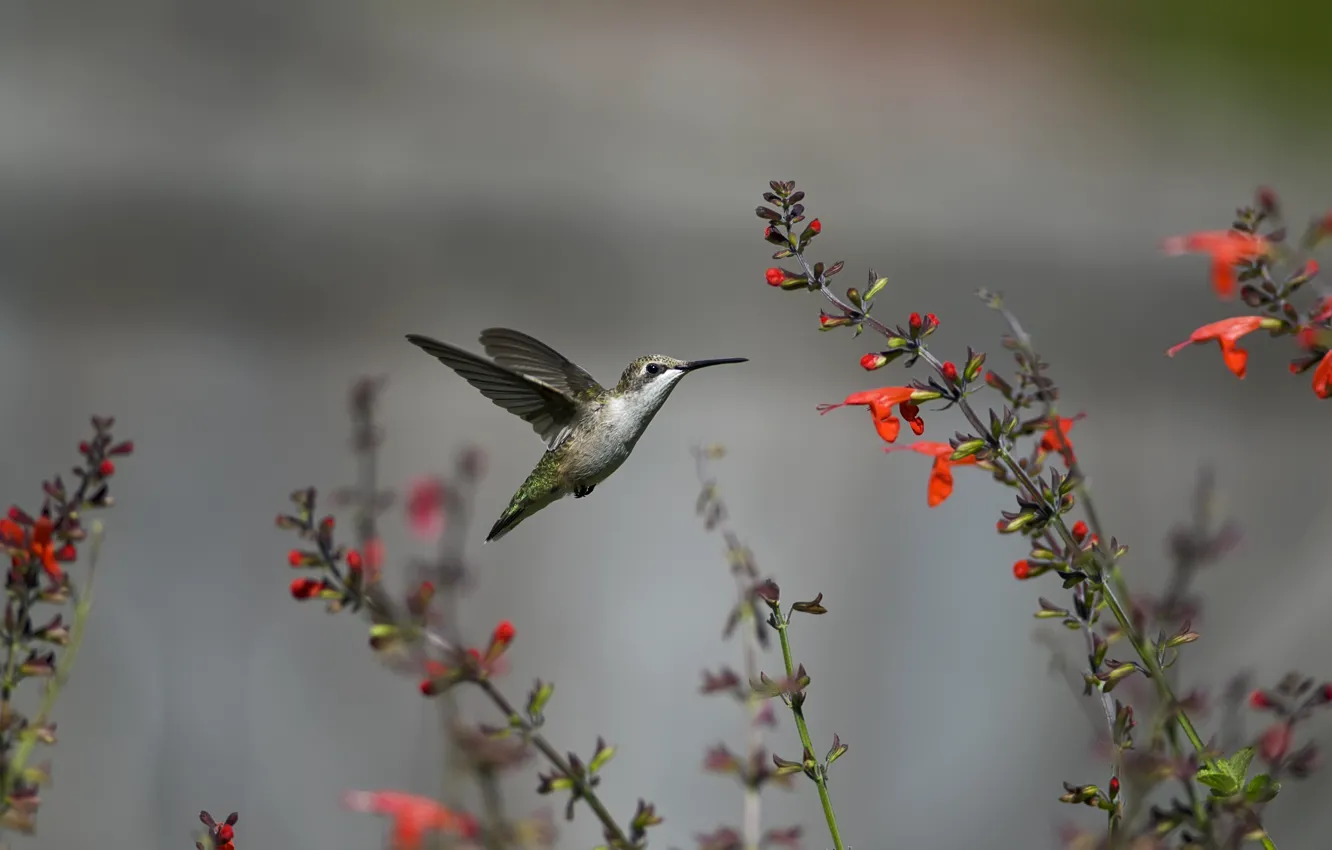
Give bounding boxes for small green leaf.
[864,277,889,302]
[1223,746,1257,785]
[1195,769,1239,797]
[1245,773,1281,804]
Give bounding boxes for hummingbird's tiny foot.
[573,484,595,498]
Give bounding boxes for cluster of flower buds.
[196,810,238,850]
[1247,673,1332,771]
[417,619,516,696]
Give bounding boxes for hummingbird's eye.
[644,363,661,375]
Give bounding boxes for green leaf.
[864,277,889,302]
[1195,768,1239,797]
[1245,773,1281,804]
[1223,746,1257,785]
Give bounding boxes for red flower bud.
[78,441,91,454]
[492,620,516,644]
[287,549,303,567]
[908,312,922,333]
[765,268,786,287]
[108,440,135,456]
[98,459,115,477]
[925,313,938,328]
[1012,560,1031,579]
[808,218,822,234]
[1249,689,1273,710]
[347,550,363,572]
[860,352,888,371]
[1071,521,1089,542]
[289,577,322,599]
[1108,776,1120,799]
[940,361,958,382]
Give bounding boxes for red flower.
[1162,230,1271,299]
[1038,414,1084,468]
[808,218,822,234]
[1071,521,1089,542]
[1313,350,1332,399]
[342,790,477,850]
[1259,722,1291,764]
[1249,690,1274,710]
[2,515,64,581]
[860,352,888,371]
[406,478,447,540]
[1166,316,1283,378]
[884,441,979,507]
[818,387,927,444]
[908,312,922,334]
[1012,559,1031,579]
[98,459,115,477]
[765,268,786,286]
[940,361,958,383]
[289,577,329,600]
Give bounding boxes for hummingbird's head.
[615,354,749,410]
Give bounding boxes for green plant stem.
[769,607,846,850]
[475,678,634,849]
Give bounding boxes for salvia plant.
[5,184,1332,850]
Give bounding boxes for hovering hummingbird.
[405,328,747,542]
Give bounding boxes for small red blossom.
[1166,316,1283,378]
[1038,414,1084,468]
[1313,350,1332,399]
[346,549,363,572]
[908,312,922,334]
[342,790,478,850]
[287,549,302,567]
[98,459,115,477]
[860,352,888,371]
[406,477,447,540]
[1249,690,1274,710]
[940,361,958,383]
[1071,521,1089,543]
[884,441,979,507]
[818,387,927,444]
[1260,722,1292,764]
[765,268,785,286]
[1162,229,1272,299]
[808,218,821,234]
[1013,560,1031,579]
[925,313,938,328]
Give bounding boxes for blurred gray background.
[3,0,1332,847]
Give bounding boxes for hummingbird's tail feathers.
[484,472,563,543]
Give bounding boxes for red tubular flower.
[808,218,822,234]
[1071,521,1089,542]
[1166,316,1283,378]
[1038,414,1084,468]
[908,312,922,334]
[818,387,927,444]
[1012,559,1031,579]
[884,441,978,507]
[1249,690,1274,710]
[98,459,115,477]
[342,790,477,850]
[940,361,958,383]
[765,268,786,286]
[1313,350,1332,399]
[1162,230,1271,299]
[406,478,447,540]
[3,515,64,581]
[289,577,327,600]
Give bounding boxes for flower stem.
[474,678,635,849]
[769,606,846,850]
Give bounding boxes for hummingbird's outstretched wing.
[406,334,580,449]
[478,328,605,401]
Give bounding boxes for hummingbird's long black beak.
[678,357,749,372]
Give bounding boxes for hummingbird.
[405,328,747,542]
